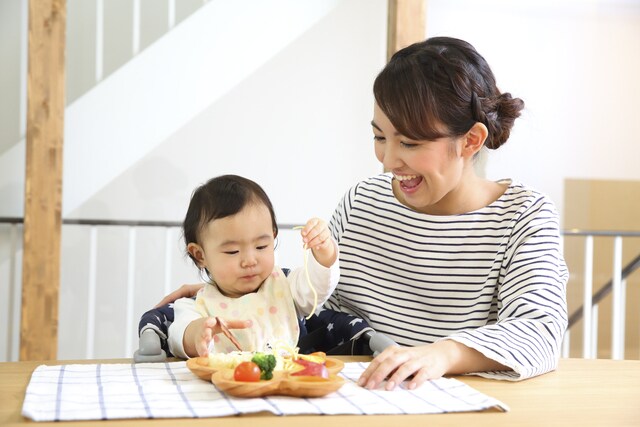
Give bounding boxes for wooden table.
[1,357,639,426]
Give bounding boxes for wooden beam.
[21,0,66,361]
[387,0,426,60]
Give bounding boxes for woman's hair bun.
[483,92,525,150]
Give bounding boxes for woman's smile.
[394,173,423,194]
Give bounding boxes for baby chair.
[134,270,397,362]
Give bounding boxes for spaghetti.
[292,226,318,320]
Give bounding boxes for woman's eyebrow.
[371,120,399,136]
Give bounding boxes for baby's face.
[198,203,275,297]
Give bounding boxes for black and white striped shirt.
[325,173,568,380]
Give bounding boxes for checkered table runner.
[22,361,508,421]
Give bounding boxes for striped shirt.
[325,173,568,380]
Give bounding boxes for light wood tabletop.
[1,357,639,426]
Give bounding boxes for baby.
[167,174,339,358]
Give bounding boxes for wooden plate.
[186,357,218,381]
[324,357,344,376]
[186,356,345,381]
[211,369,345,398]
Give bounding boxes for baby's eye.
[256,245,268,250]
[224,251,239,255]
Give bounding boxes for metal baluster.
[164,228,173,297]
[86,226,98,359]
[168,0,176,29]
[561,330,570,358]
[19,0,28,138]
[95,0,104,82]
[591,305,599,358]
[7,225,18,361]
[582,235,594,358]
[125,227,137,357]
[620,277,627,358]
[611,236,623,360]
[133,0,141,55]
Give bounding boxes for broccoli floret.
[251,353,276,380]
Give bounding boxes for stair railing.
[561,230,640,360]
[2,219,640,361]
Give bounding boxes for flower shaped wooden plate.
[211,369,346,398]
[186,356,345,382]
[186,357,219,381]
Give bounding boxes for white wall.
[426,0,640,215]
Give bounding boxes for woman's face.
[189,202,275,298]
[372,103,467,215]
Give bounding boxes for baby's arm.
[167,297,202,359]
[170,295,251,357]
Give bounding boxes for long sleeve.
[442,198,568,380]
[167,297,202,359]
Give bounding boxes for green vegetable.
[251,353,277,380]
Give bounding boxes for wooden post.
[387,0,426,60]
[20,0,66,361]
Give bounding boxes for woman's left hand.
[358,339,508,390]
[358,342,453,390]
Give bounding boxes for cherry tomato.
[233,361,261,382]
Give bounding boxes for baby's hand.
[191,317,250,357]
[300,218,337,268]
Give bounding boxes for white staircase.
[0,0,341,216]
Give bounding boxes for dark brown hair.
[183,174,278,266]
[373,37,524,149]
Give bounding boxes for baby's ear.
[187,243,205,266]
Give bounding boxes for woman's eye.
[400,141,418,148]
[373,135,385,142]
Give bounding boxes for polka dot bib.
[195,268,300,353]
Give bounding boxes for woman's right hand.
[154,283,205,307]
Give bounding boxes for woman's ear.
[187,243,205,267]
[462,122,488,158]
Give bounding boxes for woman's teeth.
[394,174,418,181]
[394,174,423,189]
